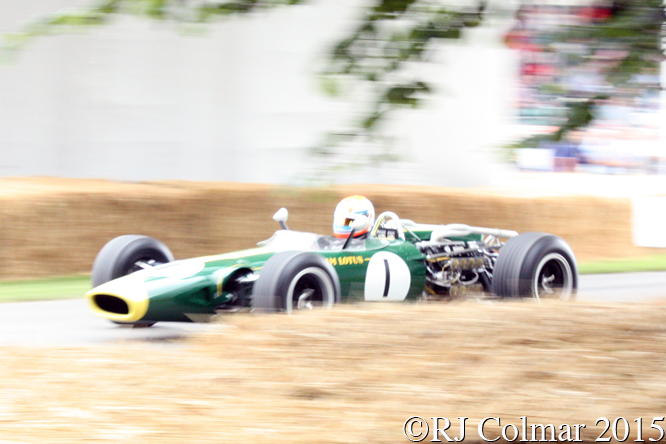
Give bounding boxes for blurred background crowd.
[507,0,664,174]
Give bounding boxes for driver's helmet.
[333,195,375,238]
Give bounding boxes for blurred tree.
[2,0,664,175]
[310,1,486,177]
[0,0,304,54]
[0,0,486,183]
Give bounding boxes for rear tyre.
[492,232,577,301]
[251,251,341,313]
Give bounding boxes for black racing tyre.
[251,251,341,313]
[91,235,174,288]
[492,232,577,301]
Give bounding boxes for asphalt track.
[0,272,664,347]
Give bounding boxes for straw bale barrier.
[0,177,645,279]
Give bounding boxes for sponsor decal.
[327,255,365,266]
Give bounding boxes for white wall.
[0,0,517,186]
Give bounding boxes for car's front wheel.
[251,251,341,313]
[91,235,173,327]
[91,235,174,287]
[492,232,577,301]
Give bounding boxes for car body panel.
[86,229,429,323]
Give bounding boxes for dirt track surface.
[2,301,666,443]
[1,177,660,279]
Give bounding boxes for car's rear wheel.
[251,251,341,313]
[492,232,577,301]
[91,235,173,327]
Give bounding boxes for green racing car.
[86,207,578,326]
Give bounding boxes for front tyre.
[492,232,577,301]
[91,235,174,288]
[91,235,173,327]
[251,251,341,313]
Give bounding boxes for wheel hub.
[297,289,315,310]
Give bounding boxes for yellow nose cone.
[85,275,149,323]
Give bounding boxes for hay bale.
[0,178,653,279]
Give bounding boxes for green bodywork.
[87,227,482,323]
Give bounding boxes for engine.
[417,239,499,298]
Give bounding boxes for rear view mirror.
[342,215,369,250]
[273,208,289,230]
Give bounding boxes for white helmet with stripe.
[332,195,375,239]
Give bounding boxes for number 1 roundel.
[363,251,411,301]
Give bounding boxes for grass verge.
[0,274,90,303]
[577,253,666,275]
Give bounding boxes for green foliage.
[553,97,601,140]
[510,96,606,149]
[198,0,264,20]
[309,1,486,181]
[0,0,303,55]
[326,2,485,85]
[384,81,431,107]
[510,134,555,150]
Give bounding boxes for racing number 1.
[364,252,411,301]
